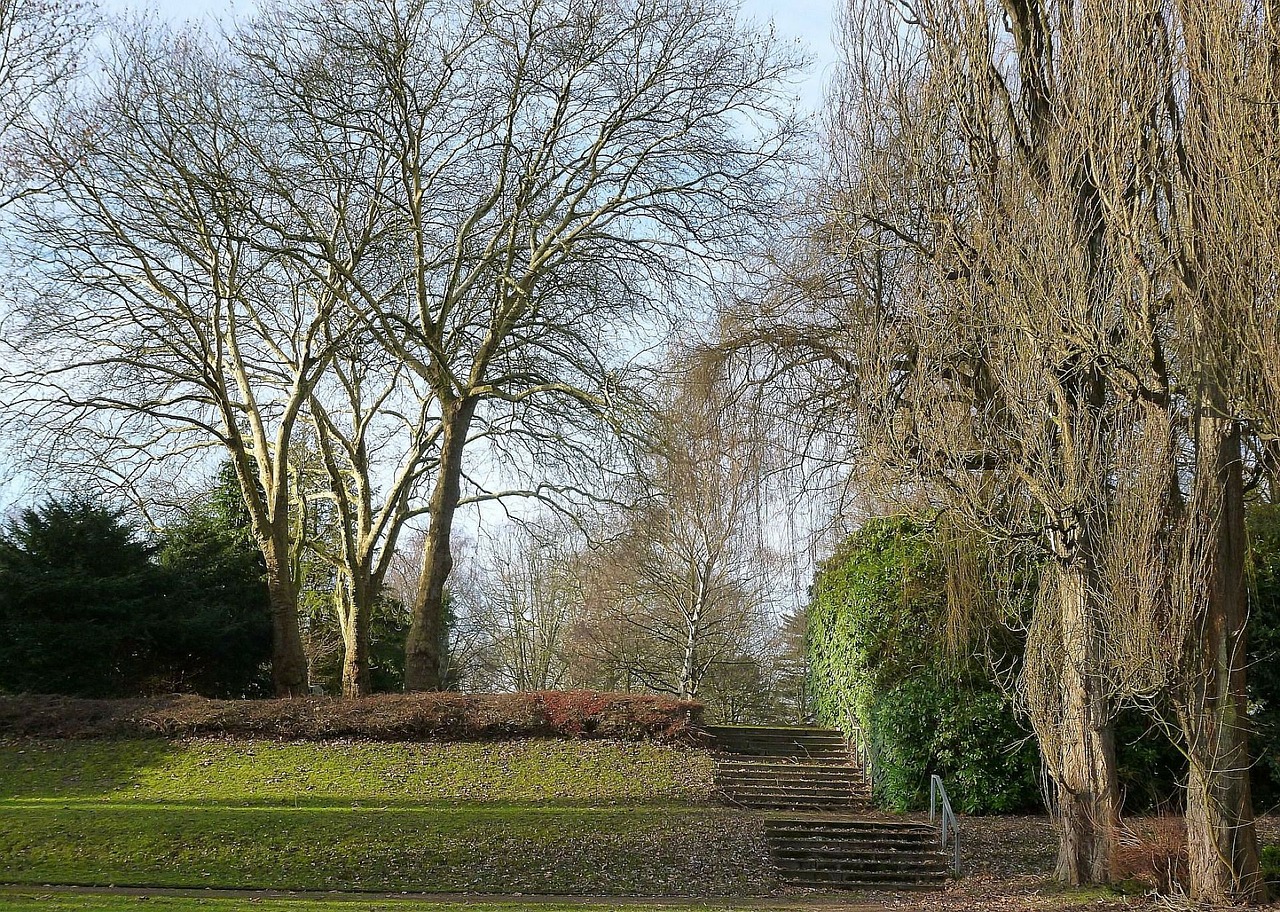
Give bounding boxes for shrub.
[806,516,1040,814]
[1261,844,1280,890]
[0,691,706,743]
[1115,816,1188,895]
[867,677,1039,813]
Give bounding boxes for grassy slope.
[0,739,769,896]
[0,892,813,912]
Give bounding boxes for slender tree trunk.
[1179,416,1265,904]
[678,600,703,701]
[1050,562,1121,884]
[339,580,373,698]
[405,399,476,691]
[1262,439,1280,504]
[262,531,308,697]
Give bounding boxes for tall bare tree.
[3,24,376,695]
[242,0,805,691]
[726,0,1276,899]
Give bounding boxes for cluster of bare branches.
[442,356,793,719]
[0,0,803,697]
[721,0,1280,903]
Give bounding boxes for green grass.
[0,739,767,896]
[0,738,715,806]
[0,891,813,912]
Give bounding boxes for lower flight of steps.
[707,724,952,890]
[766,816,951,889]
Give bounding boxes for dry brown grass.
[0,691,706,743]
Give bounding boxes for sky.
[0,0,839,514]
[103,0,841,112]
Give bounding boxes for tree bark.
[678,597,703,701]
[1179,416,1265,904]
[262,531,308,697]
[404,398,476,691]
[1049,562,1120,884]
[339,581,373,698]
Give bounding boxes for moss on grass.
[0,803,767,895]
[0,738,715,806]
[0,890,798,912]
[0,739,765,896]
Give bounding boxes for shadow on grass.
[0,738,176,800]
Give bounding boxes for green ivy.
[806,517,1040,814]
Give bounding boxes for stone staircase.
[708,725,869,809]
[766,816,950,888]
[707,724,951,890]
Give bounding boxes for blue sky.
[104,0,839,111]
[0,0,837,513]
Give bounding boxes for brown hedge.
[0,691,707,743]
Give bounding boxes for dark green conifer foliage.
[156,464,272,697]
[0,498,168,696]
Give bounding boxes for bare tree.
[243,0,806,691]
[3,24,377,695]
[571,358,778,701]
[453,528,580,692]
[303,343,439,696]
[725,0,1276,898]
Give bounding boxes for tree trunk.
[678,615,699,701]
[262,533,308,697]
[1179,416,1266,904]
[339,581,373,698]
[404,399,475,691]
[1050,563,1120,885]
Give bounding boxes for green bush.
[1248,504,1280,809]
[1261,844,1280,889]
[0,489,272,700]
[806,516,1040,813]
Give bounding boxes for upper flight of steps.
[706,723,951,890]
[707,724,869,810]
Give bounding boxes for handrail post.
[929,774,961,878]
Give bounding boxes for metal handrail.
[929,774,961,877]
[844,707,876,790]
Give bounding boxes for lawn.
[0,738,769,896]
[0,890,824,912]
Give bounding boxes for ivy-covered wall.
[806,516,1041,814]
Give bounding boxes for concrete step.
[720,781,859,793]
[762,840,936,855]
[722,790,869,802]
[719,774,864,784]
[716,767,864,780]
[773,845,945,860]
[707,724,844,737]
[707,725,850,760]
[774,859,949,875]
[766,818,935,834]
[780,872,949,888]
[721,753,860,768]
[729,797,867,809]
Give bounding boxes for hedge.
[806,516,1040,813]
[0,691,706,744]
